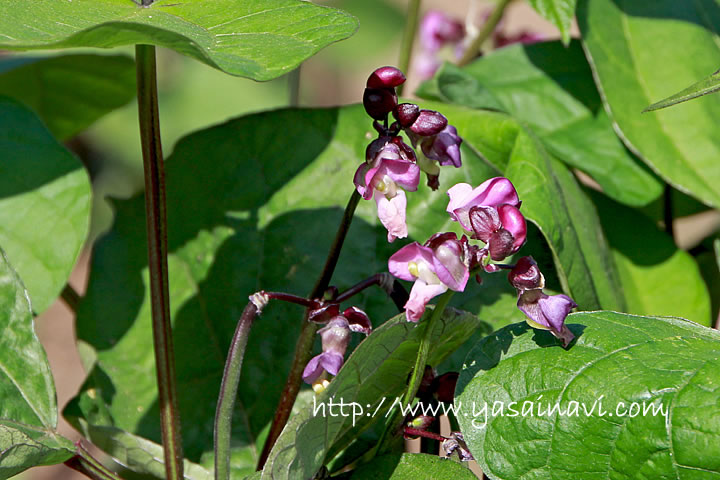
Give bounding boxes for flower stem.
[335,273,408,311]
[288,66,301,107]
[214,302,260,480]
[457,0,513,66]
[397,0,422,96]
[135,44,184,480]
[404,427,446,442]
[374,290,455,455]
[60,283,81,313]
[257,190,362,469]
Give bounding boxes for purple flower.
[446,178,520,231]
[389,233,469,322]
[469,203,527,261]
[404,119,463,189]
[302,308,372,384]
[420,10,465,53]
[509,257,577,347]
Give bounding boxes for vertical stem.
[135,44,184,480]
[457,0,513,66]
[397,0,422,96]
[288,66,301,107]
[214,302,259,480]
[663,184,675,240]
[257,190,362,469]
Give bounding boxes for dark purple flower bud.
[517,289,577,347]
[365,136,392,163]
[409,110,448,136]
[426,173,440,190]
[442,432,473,461]
[308,303,340,324]
[367,66,406,89]
[469,204,526,261]
[469,206,500,243]
[392,103,421,128]
[508,256,544,291]
[432,371,458,404]
[391,135,418,163]
[420,125,462,167]
[342,306,372,334]
[363,87,398,120]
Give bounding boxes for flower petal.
[388,241,436,281]
[375,190,408,242]
[405,280,448,322]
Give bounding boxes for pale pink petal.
[383,158,421,192]
[388,241,436,281]
[405,280,448,322]
[375,190,408,242]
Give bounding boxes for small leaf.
[577,0,720,208]
[0,97,91,314]
[0,54,136,140]
[261,308,487,480]
[351,453,477,479]
[0,249,74,476]
[526,0,577,45]
[0,0,358,81]
[644,69,720,112]
[456,311,720,480]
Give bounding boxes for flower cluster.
[302,304,372,390]
[389,176,576,346]
[356,66,463,242]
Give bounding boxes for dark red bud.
[343,306,372,334]
[363,88,398,120]
[391,136,417,162]
[409,110,448,136]
[433,371,458,404]
[426,173,440,190]
[308,303,340,324]
[469,206,501,243]
[366,136,392,163]
[424,232,459,251]
[367,66,406,89]
[508,256,543,291]
[392,103,421,128]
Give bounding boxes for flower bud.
[342,306,372,334]
[363,88,398,120]
[433,371,458,404]
[308,303,340,324]
[366,66,406,89]
[409,109,448,136]
[392,103,420,128]
[508,256,544,291]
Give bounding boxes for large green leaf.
[456,311,720,480]
[591,192,711,326]
[0,54,136,140]
[0,97,91,313]
[644,68,720,112]
[0,0,358,81]
[0,249,74,477]
[261,308,485,480]
[577,0,720,208]
[526,0,576,45]
[417,42,662,207]
[350,453,476,479]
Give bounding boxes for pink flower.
[420,10,465,53]
[446,178,520,231]
[389,233,469,322]
[375,190,407,242]
[469,204,527,261]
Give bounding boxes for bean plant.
[0,1,719,480]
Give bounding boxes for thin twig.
[65,442,125,480]
[335,273,409,311]
[397,0,422,96]
[60,283,81,313]
[135,44,184,480]
[457,0,513,66]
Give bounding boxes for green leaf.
[525,0,576,45]
[434,103,625,311]
[0,0,358,81]
[455,311,720,480]
[350,453,477,479]
[261,308,486,480]
[0,249,74,476]
[644,69,720,112]
[577,0,720,209]
[591,191,711,326]
[0,54,136,140]
[0,97,91,313]
[417,42,662,207]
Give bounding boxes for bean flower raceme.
[508,256,577,347]
[389,233,469,322]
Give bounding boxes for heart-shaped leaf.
[350,453,477,479]
[0,249,74,477]
[0,0,358,81]
[0,97,91,313]
[0,54,136,140]
[456,311,720,479]
[261,308,486,480]
[417,42,662,207]
[577,0,720,208]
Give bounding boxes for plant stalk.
[65,443,125,480]
[214,302,260,480]
[289,66,301,107]
[60,283,81,313]
[135,44,184,480]
[457,0,513,66]
[257,190,362,469]
[397,0,422,96]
